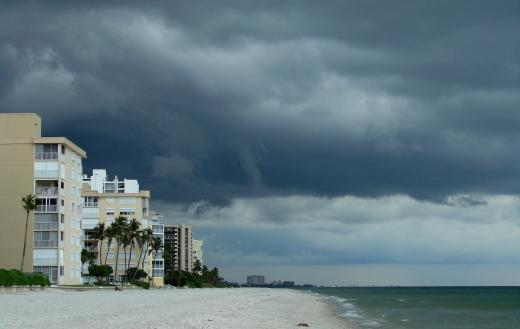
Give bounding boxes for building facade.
[150,211,164,286]
[164,224,193,275]
[81,169,161,284]
[0,113,86,284]
[192,239,203,267]
[247,275,266,286]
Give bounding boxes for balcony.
[35,152,58,160]
[35,187,58,196]
[34,170,59,179]
[84,202,99,207]
[81,218,99,230]
[34,240,58,248]
[33,258,58,266]
[34,222,58,231]
[83,232,97,240]
[35,205,58,212]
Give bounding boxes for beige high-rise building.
[164,224,192,274]
[0,113,86,285]
[81,169,163,286]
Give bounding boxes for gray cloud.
[1,1,520,283]
[154,194,520,267]
[1,1,518,204]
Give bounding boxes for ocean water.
[309,287,520,329]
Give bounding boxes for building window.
[33,213,58,230]
[33,266,58,284]
[34,231,58,248]
[60,231,64,241]
[119,209,136,216]
[60,266,64,276]
[106,209,115,216]
[61,214,65,224]
[84,197,99,207]
[35,144,58,160]
[119,197,136,205]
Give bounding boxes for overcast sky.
[2,1,520,285]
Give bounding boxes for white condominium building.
[150,211,165,284]
[192,239,203,266]
[81,169,161,284]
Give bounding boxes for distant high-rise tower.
[247,275,266,286]
[164,224,192,275]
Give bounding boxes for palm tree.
[81,249,97,283]
[81,248,89,276]
[104,226,115,265]
[132,229,148,281]
[121,228,131,282]
[91,223,106,265]
[111,216,127,283]
[193,259,202,275]
[21,194,36,271]
[126,218,140,273]
[151,237,163,278]
[141,228,153,271]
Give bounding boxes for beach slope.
[0,287,348,329]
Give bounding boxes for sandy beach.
[0,288,349,329]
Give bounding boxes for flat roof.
[33,137,87,158]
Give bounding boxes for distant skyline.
[1,1,520,285]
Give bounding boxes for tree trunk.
[123,247,127,282]
[20,210,30,272]
[98,239,103,265]
[127,240,134,275]
[104,242,111,265]
[141,243,148,270]
[133,247,144,281]
[114,242,120,283]
[152,252,158,277]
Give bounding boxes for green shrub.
[165,271,189,287]
[0,269,50,287]
[131,280,150,289]
[126,267,148,280]
[88,264,113,282]
[187,280,202,288]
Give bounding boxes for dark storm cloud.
[1,1,520,204]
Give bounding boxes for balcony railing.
[34,170,59,179]
[33,258,58,266]
[84,202,99,207]
[35,152,58,160]
[34,222,58,231]
[34,240,58,248]
[81,219,99,230]
[83,234,97,240]
[35,187,59,196]
[35,205,58,212]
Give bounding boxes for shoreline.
[0,287,350,328]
